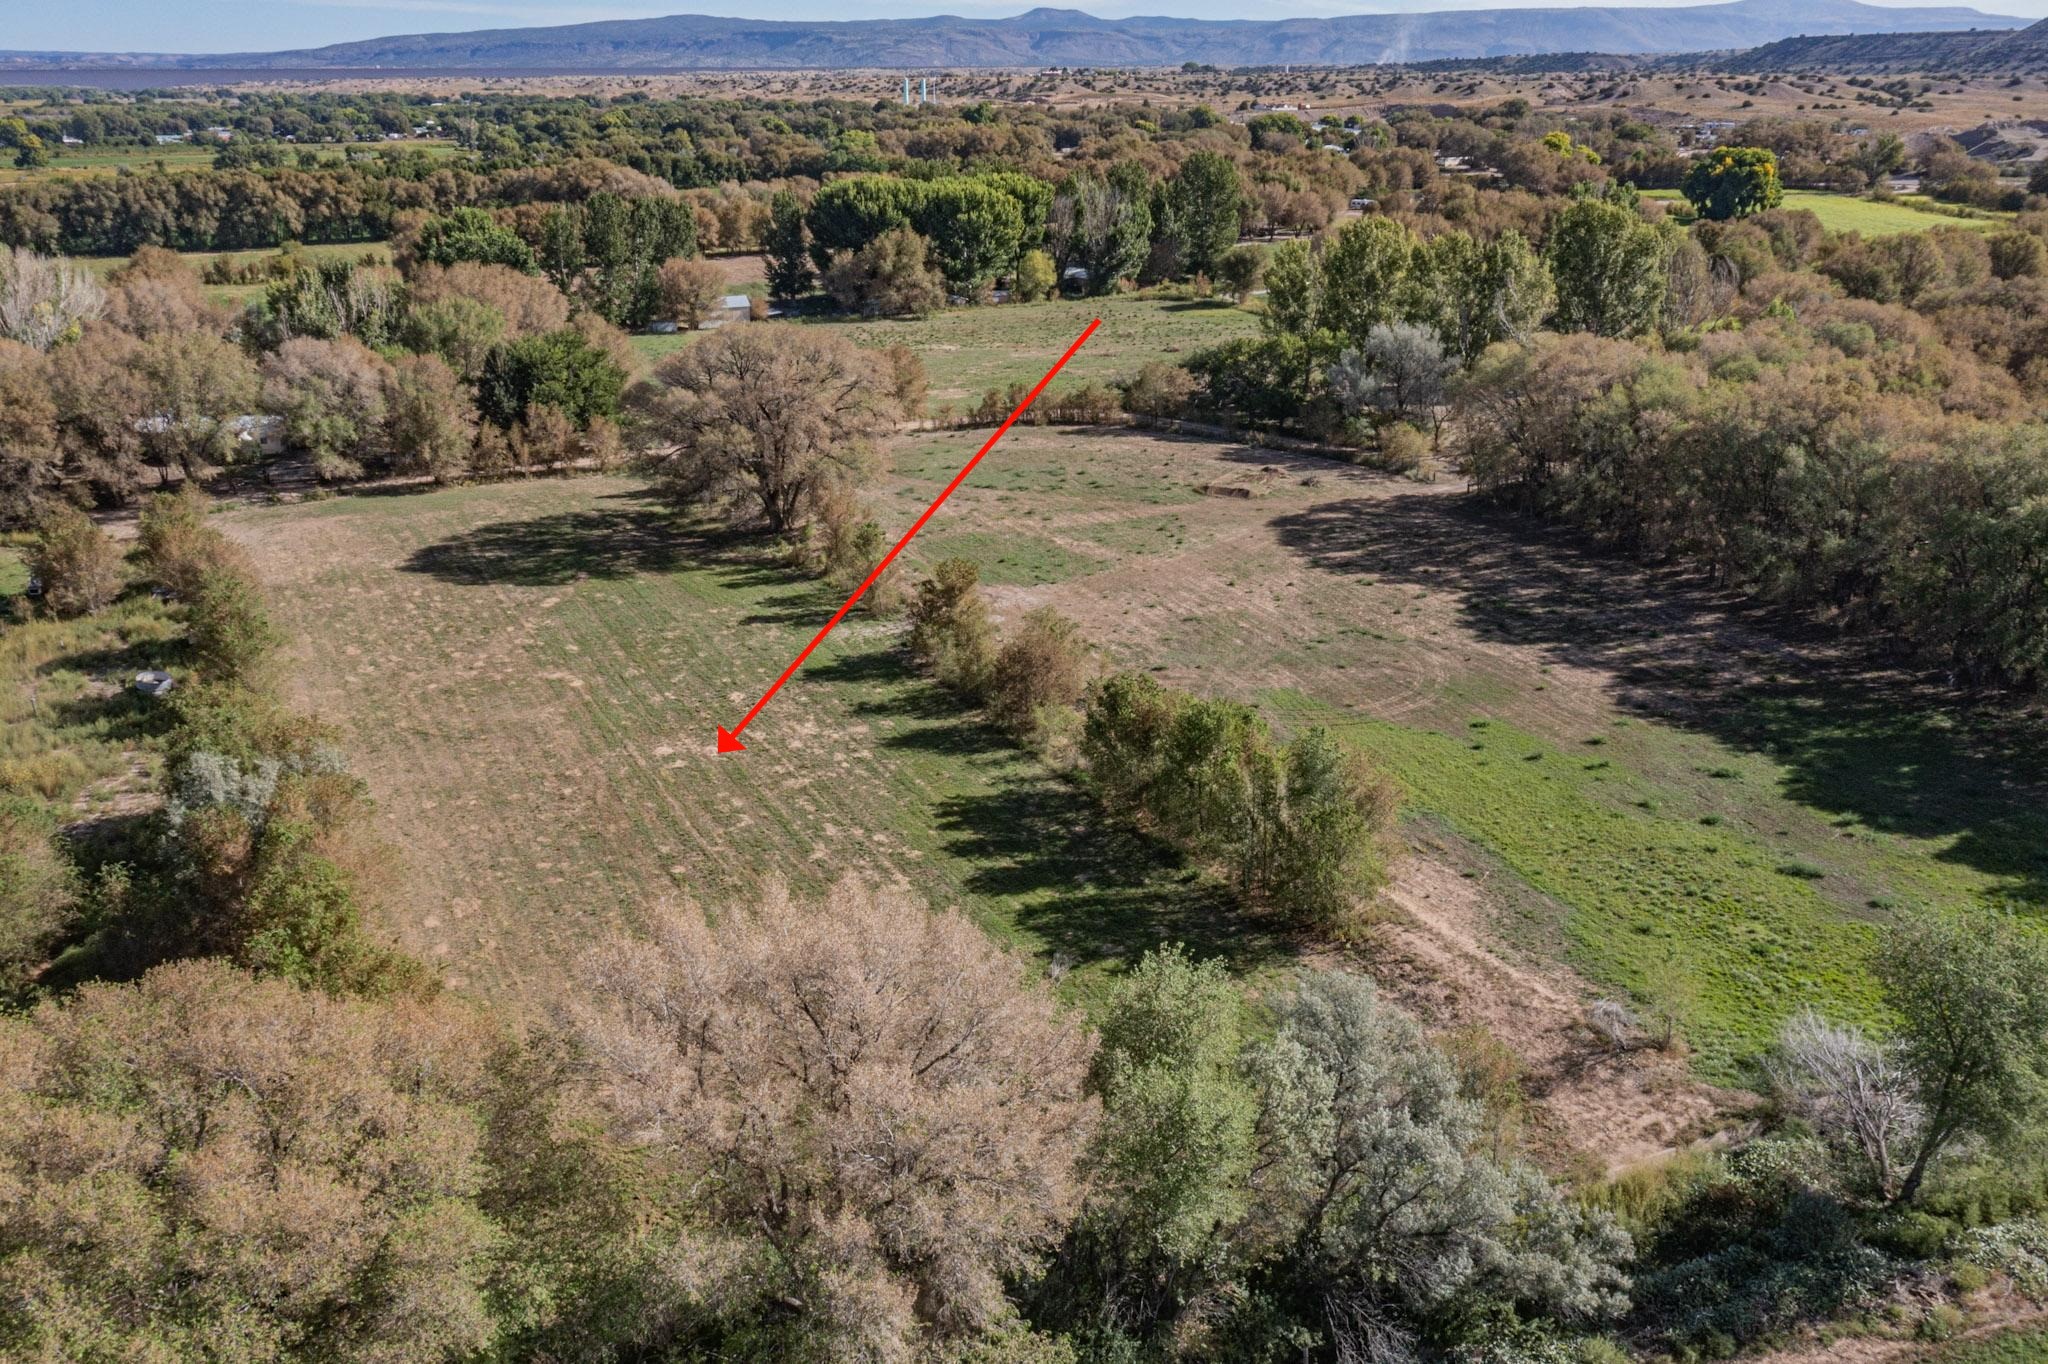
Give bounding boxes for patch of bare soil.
[1369,848,1753,1175]
[1746,1290,2047,1364]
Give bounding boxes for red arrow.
[715,317,1100,754]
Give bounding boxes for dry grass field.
[222,424,2048,1163]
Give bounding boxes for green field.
[627,293,1261,398]
[219,427,2048,1088]
[225,473,1291,1012]
[1644,187,2003,234]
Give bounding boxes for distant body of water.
[0,67,686,89]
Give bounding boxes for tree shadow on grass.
[803,647,1014,747]
[932,771,1298,978]
[399,489,781,589]
[1270,491,2048,910]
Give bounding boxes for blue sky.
[10,0,2045,56]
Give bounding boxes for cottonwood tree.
[655,254,726,328]
[477,328,626,431]
[1033,945,1255,1351]
[1047,164,1152,295]
[261,336,394,480]
[1546,194,1668,338]
[573,877,1095,1362]
[0,959,506,1364]
[1162,150,1244,279]
[383,353,478,483]
[631,326,898,534]
[1420,228,1553,360]
[409,205,537,273]
[764,188,816,300]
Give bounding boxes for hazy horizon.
[9,0,2040,59]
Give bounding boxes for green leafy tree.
[1546,195,1667,337]
[1036,946,1255,1348]
[1047,165,1152,295]
[1165,150,1245,278]
[1319,216,1417,351]
[764,188,815,300]
[478,329,627,431]
[537,205,586,296]
[1681,146,1785,221]
[1214,243,1265,304]
[908,558,998,695]
[1420,228,1553,360]
[916,179,1025,295]
[412,206,536,273]
[187,561,283,689]
[1879,911,2048,1203]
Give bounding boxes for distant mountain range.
[1714,15,2048,72]
[0,0,2028,72]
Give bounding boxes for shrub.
[1213,243,1265,304]
[1080,675,1399,929]
[986,607,1090,740]
[907,558,997,695]
[0,796,75,1000]
[1042,383,1122,425]
[137,482,245,600]
[1013,248,1057,302]
[28,508,123,617]
[1120,361,1199,419]
[883,341,929,418]
[187,563,283,690]
[1377,422,1435,475]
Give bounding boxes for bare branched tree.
[1767,1008,1922,1200]
[573,876,1096,1361]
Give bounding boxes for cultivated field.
[223,423,2048,1163]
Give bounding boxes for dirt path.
[1373,847,1751,1172]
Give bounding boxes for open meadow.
[628,292,1261,394]
[1643,186,2007,233]
[219,423,2048,1160]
